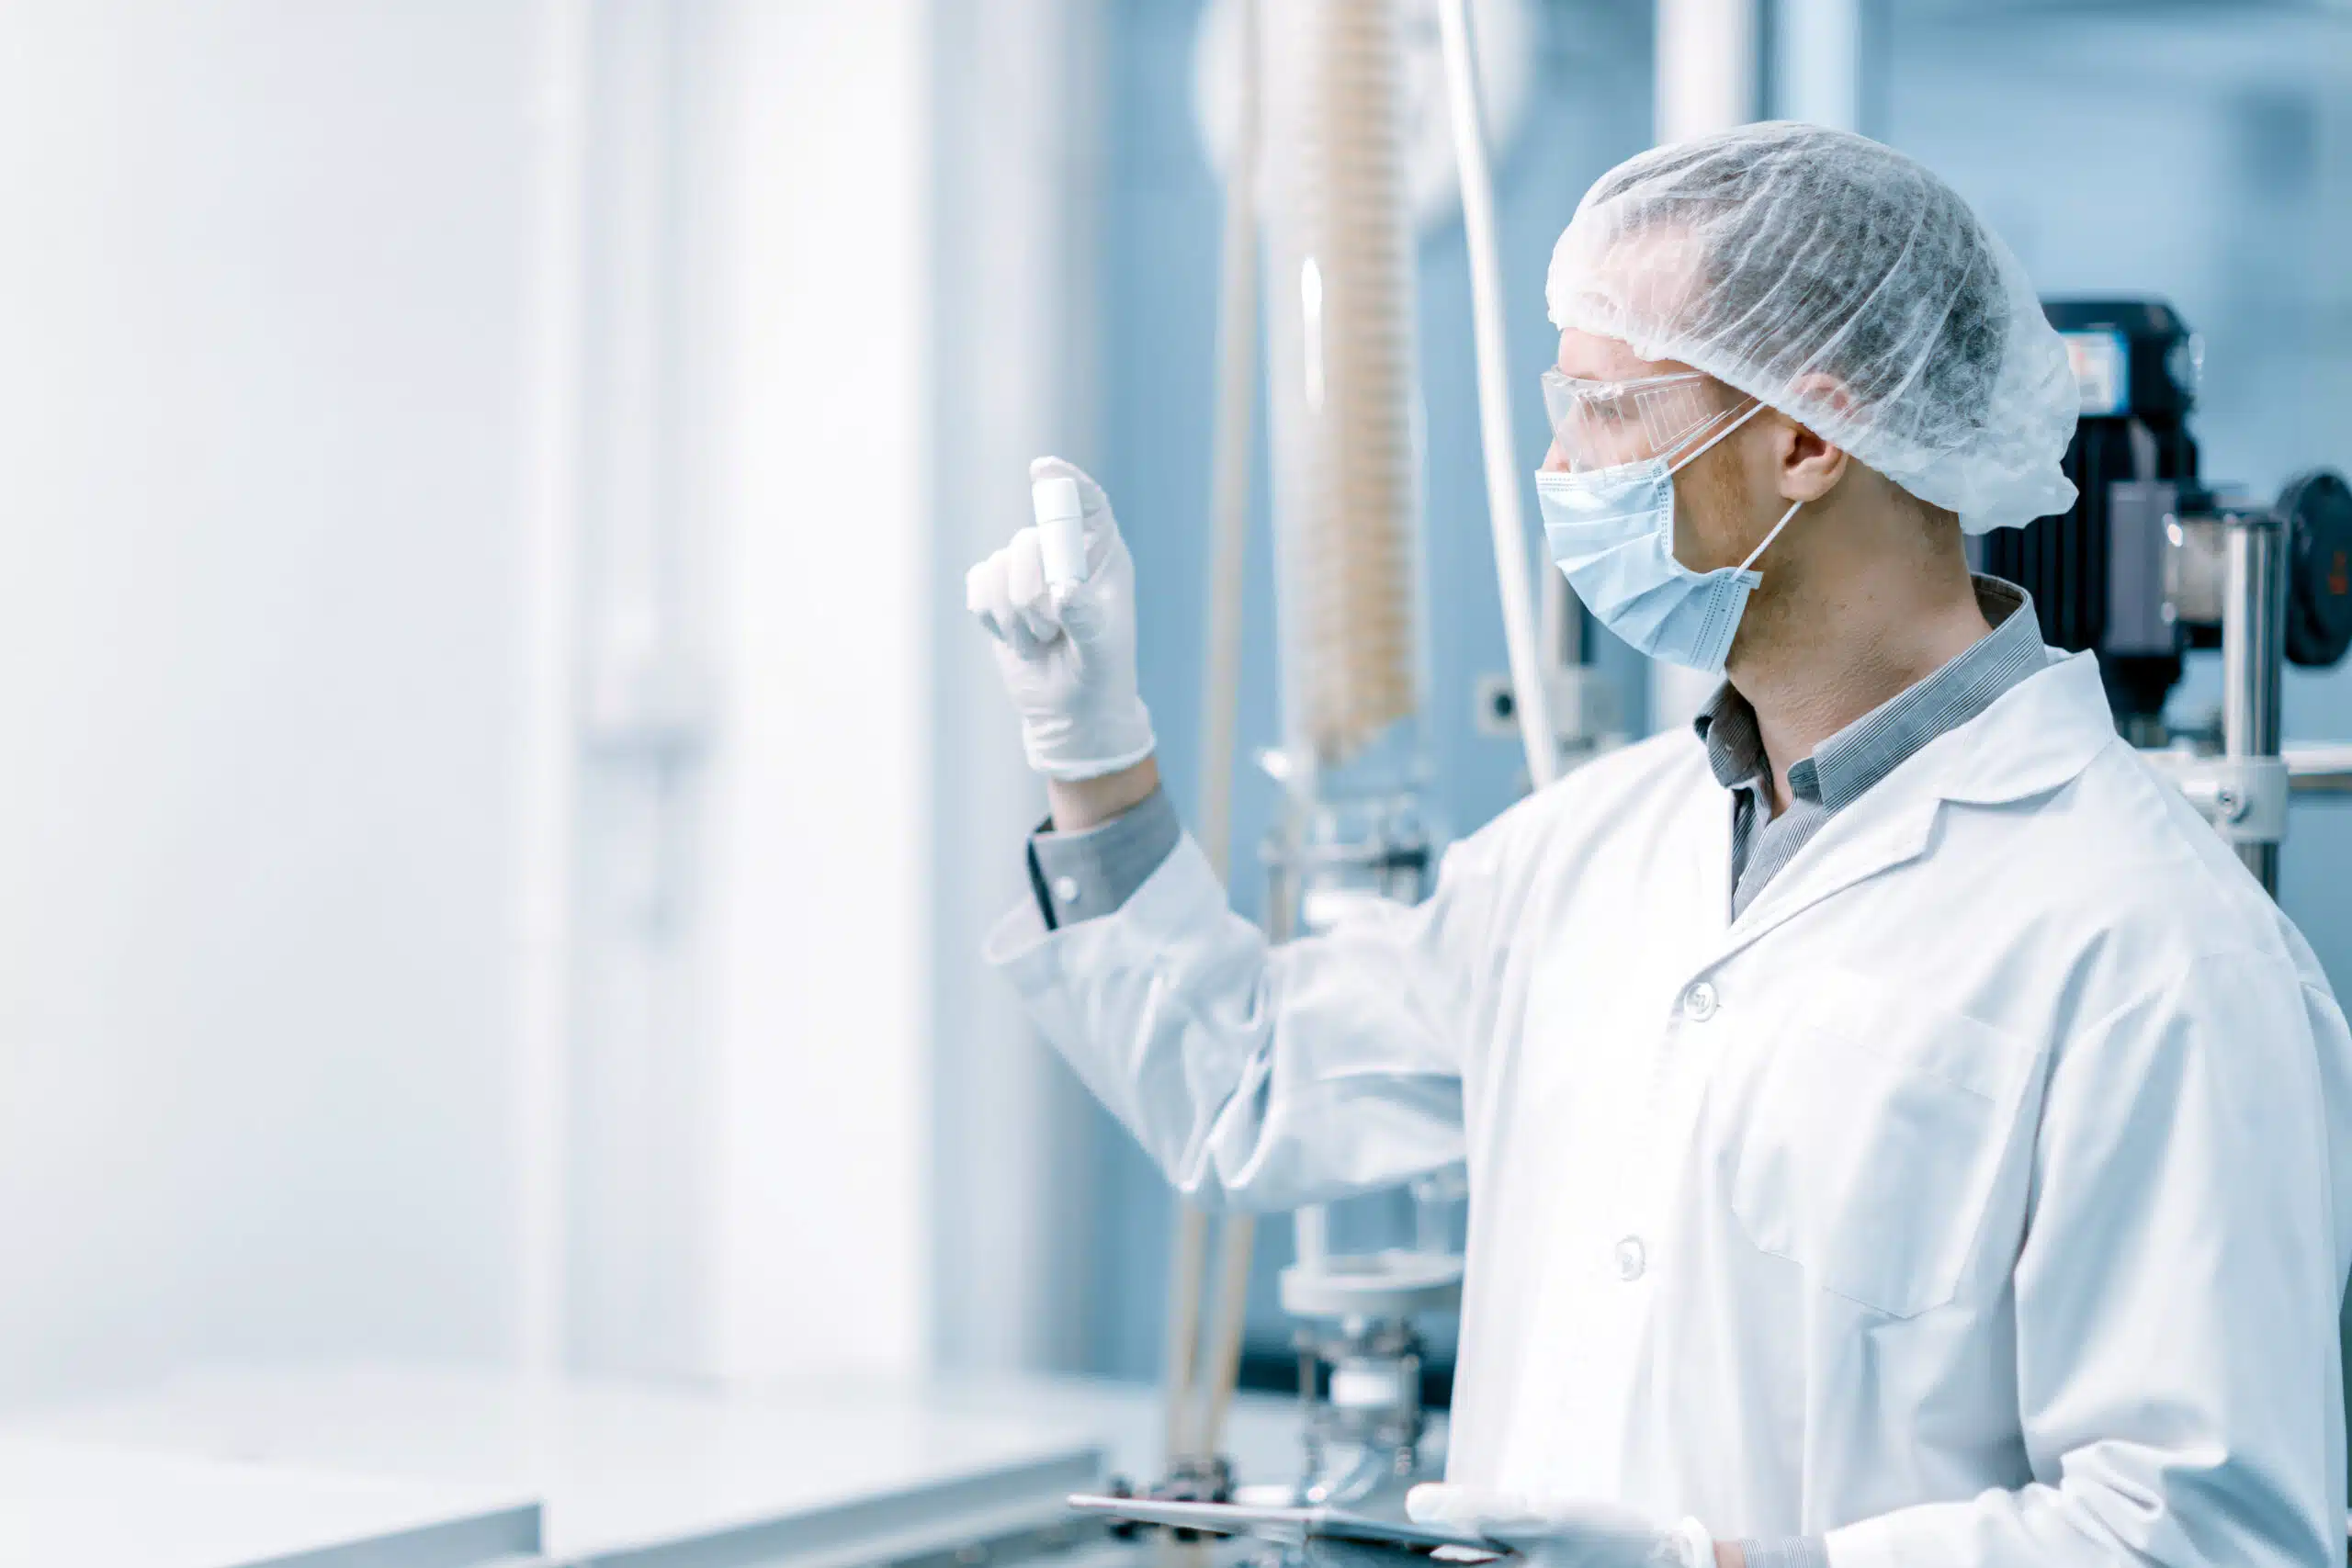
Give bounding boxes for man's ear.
[1773,415,1849,504]
[1773,370,1855,503]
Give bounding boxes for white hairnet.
[1545,122,2078,533]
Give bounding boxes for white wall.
[924,0,1110,1378]
[568,0,1085,1384]
[700,0,934,1381]
[527,0,947,1384]
[0,1,543,1400]
[0,0,1057,1402]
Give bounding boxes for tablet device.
[1066,1495,1510,1557]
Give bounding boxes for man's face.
[1547,327,1764,577]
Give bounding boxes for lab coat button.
[1614,1235,1646,1280]
[1681,981,1718,1021]
[1052,875,1081,905]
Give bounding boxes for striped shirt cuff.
[1737,1538,1829,1568]
[1026,784,1182,930]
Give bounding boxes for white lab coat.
[987,649,2352,1568]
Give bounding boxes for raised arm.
[968,457,1501,1210]
[986,813,1509,1211]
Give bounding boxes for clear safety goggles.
[1540,368,1746,474]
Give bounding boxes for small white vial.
[1032,474,1088,592]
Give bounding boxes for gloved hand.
[1408,1485,1715,1568]
[966,456,1157,781]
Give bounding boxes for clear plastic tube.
[1260,0,1430,808]
[1438,0,1556,790]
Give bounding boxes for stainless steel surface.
[885,1515,1115,1568]
[2106,480,2181,653]
[1066,1496,1498,1553]
[2166,515,2231,627]
[2223,516,2288,892]
[2150,752,2291,843]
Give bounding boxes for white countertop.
[0,1430,537,1568]
[9,1363,1110,1565]
[4,1361,1408,1564]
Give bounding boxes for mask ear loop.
[1737,498,1803,572]
[1660,396,1804,573]
[1664,397,1764,477]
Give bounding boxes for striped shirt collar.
[1694,576,2048,811]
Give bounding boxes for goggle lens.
[1541,370,1739,473]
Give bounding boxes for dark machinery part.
[1979,299,2201,723]
[1977,299,2352,732]
[2279,469,2352,669]
[1102,1456,1235,1543]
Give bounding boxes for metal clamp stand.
[1279,1246,1460,1508]
[2221,512,2289,893]
[2143,511,2296,893]
[1253,799,1459,1521]
[2164,755,2290,847]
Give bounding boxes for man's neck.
[1729,546,1990,816]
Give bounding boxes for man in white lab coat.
[967,123,2352,1568]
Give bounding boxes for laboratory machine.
[1979,298,2352,892]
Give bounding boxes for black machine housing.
[1975,299,2352,733]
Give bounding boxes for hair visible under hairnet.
[1546,121,2078,533]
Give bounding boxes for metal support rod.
[1196,0,1259,882]
[1198,1213,1258,1460]
[1162,0,1260,1477]
[1159,1203,1209,1466]
[2285,745,2352,792]
[1438,0,1557,790]
[2222,515,2287,894]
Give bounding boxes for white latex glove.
[1408,1485,1714,1568]
[966,456,1156,782]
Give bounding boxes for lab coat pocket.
[1726,967,2032,1318]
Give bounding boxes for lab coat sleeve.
[984,818,1514,1212]
[1824,951,2352,1568]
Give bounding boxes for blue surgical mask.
[1533,401,1802,675]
